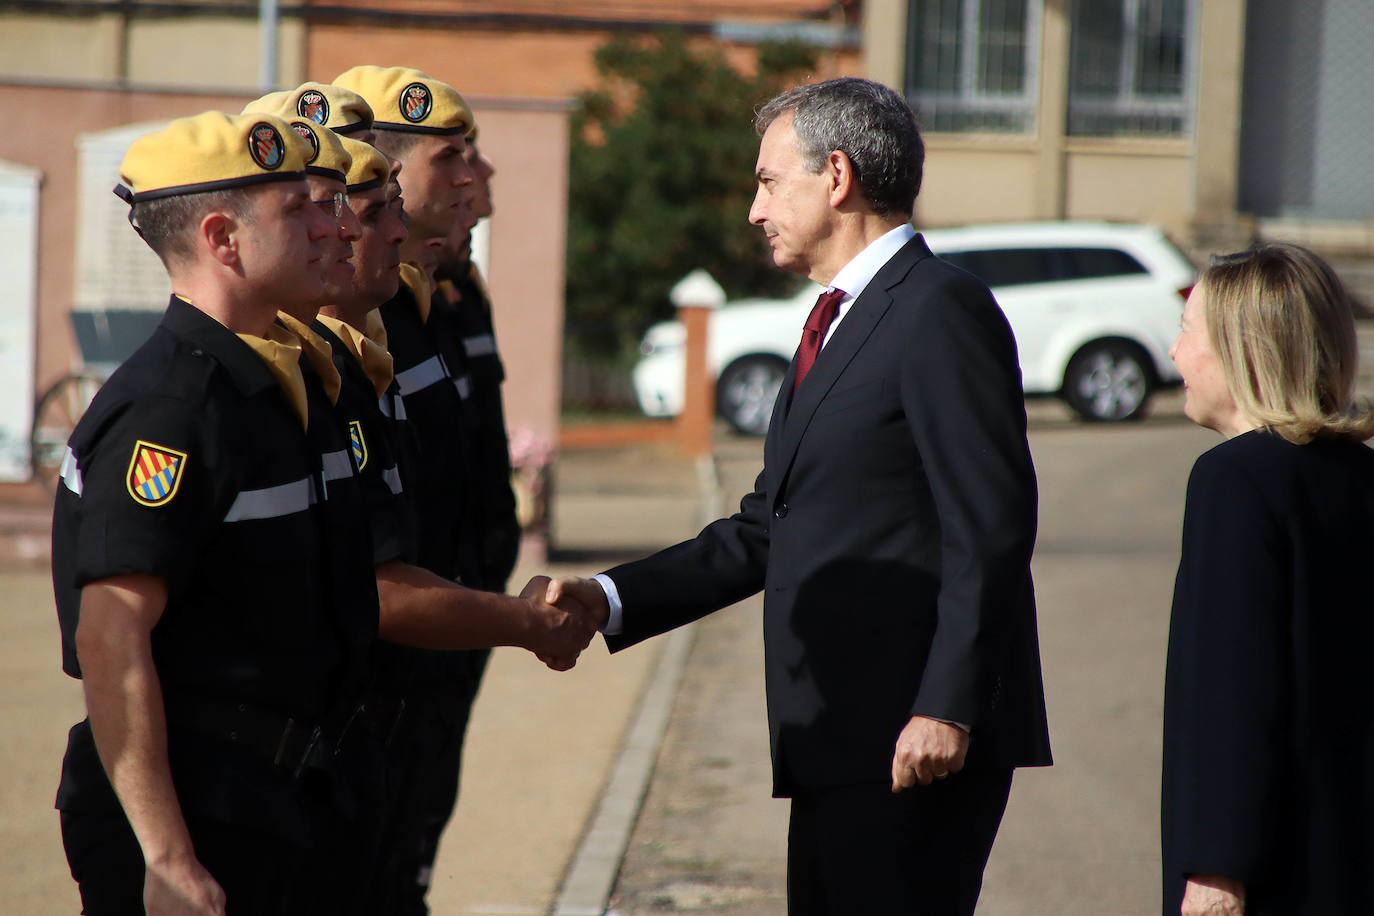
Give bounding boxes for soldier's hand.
[519,575,597,669]
[545,576,610,630]
[143,852,226,915]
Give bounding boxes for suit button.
[774,503,788,519]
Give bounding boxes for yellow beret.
[242,81,374,136]
[284,118,351,184]
[340,137,389,193]
[333,66,474,136]
[116,111,306,204]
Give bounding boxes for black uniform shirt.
[377,278,475,582]
[315,319,418,566]
[52,297,380,835]
[437,266,520,591]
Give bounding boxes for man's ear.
[199,211,239,268]
[827,149,857,209]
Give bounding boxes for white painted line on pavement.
[552,623,698,916]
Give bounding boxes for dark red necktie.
[793,288,846,392]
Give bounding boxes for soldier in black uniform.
[53,111,593,916]
[333,66,511,913]
[435,131,521,595]
[53,111,377,915]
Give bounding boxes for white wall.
[0,161,40,481]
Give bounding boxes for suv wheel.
[717,356,788,436]
[1062,341,1153,422]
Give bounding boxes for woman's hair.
[1200,242,1374,443]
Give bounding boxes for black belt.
[167,698,355,779]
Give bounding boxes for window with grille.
[1068,0,1194,137]
[905,0,1040,133]
[75,122,173,313]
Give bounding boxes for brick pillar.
[669,270,725,458]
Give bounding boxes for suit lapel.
[764,352,800,474]
[765,235,934,501]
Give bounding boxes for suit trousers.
[786,767,1013,916]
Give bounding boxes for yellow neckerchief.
[364,308,389,350]
[316,313,395,398]
[399,262,432,323]
[435,277,459,306]
[236,323,308,431]
[276,311,342,406]
[173,295,310,429]
[467,261,493,312]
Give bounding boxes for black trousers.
[786,767,1013,916]
[370,653,486,916]
[61,807,312,916]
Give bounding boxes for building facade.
[865,0,1374,257]
[0,0,861,487]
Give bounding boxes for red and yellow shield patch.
[126,440,188,507]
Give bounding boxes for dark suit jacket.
[607,235,1052,796]
[1162,430,1374,915]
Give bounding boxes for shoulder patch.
[349,419,368,471]
[126,440,188,507]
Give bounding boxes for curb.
[552,623,697,916]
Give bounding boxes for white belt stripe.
[394,356,448,396]
[463,334,496,357]
[321,449,354,482]
[223,477,313,523]
[60,446,84,496]
[382,465,404,495]
[453,375,471,400]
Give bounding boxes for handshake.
[514,575,609,671]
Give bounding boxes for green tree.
[565,32,818,361]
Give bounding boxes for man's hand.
[519,575,597,670]
[144,852,227,915]
[546,577,611,630]
[1181,875,1245,916]
[890,715,969,791]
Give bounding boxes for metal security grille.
[906,0,1041,133]
[75,123,174,311]
[1067,0,1194,137]
[1238,0,1374,221]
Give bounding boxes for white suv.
[632,221,1195,433]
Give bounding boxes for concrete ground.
[1,391,1219,915]
[604,393,1217,916]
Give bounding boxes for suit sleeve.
[1162,450,1288,884]
[603,467,772,651]
[899,274,1039,726]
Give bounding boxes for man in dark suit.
[551,77,1051,915]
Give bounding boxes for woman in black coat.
[1161,243,1374,916]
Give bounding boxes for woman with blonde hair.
[1161,242,1374,915]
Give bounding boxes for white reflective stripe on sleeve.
[60,446,84,496]
[394,356,448,396]
[382,464,403,495]
[463,334,496,358]
[453,375,471,400]
[223,477,313,523]
[321,449,354,482]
